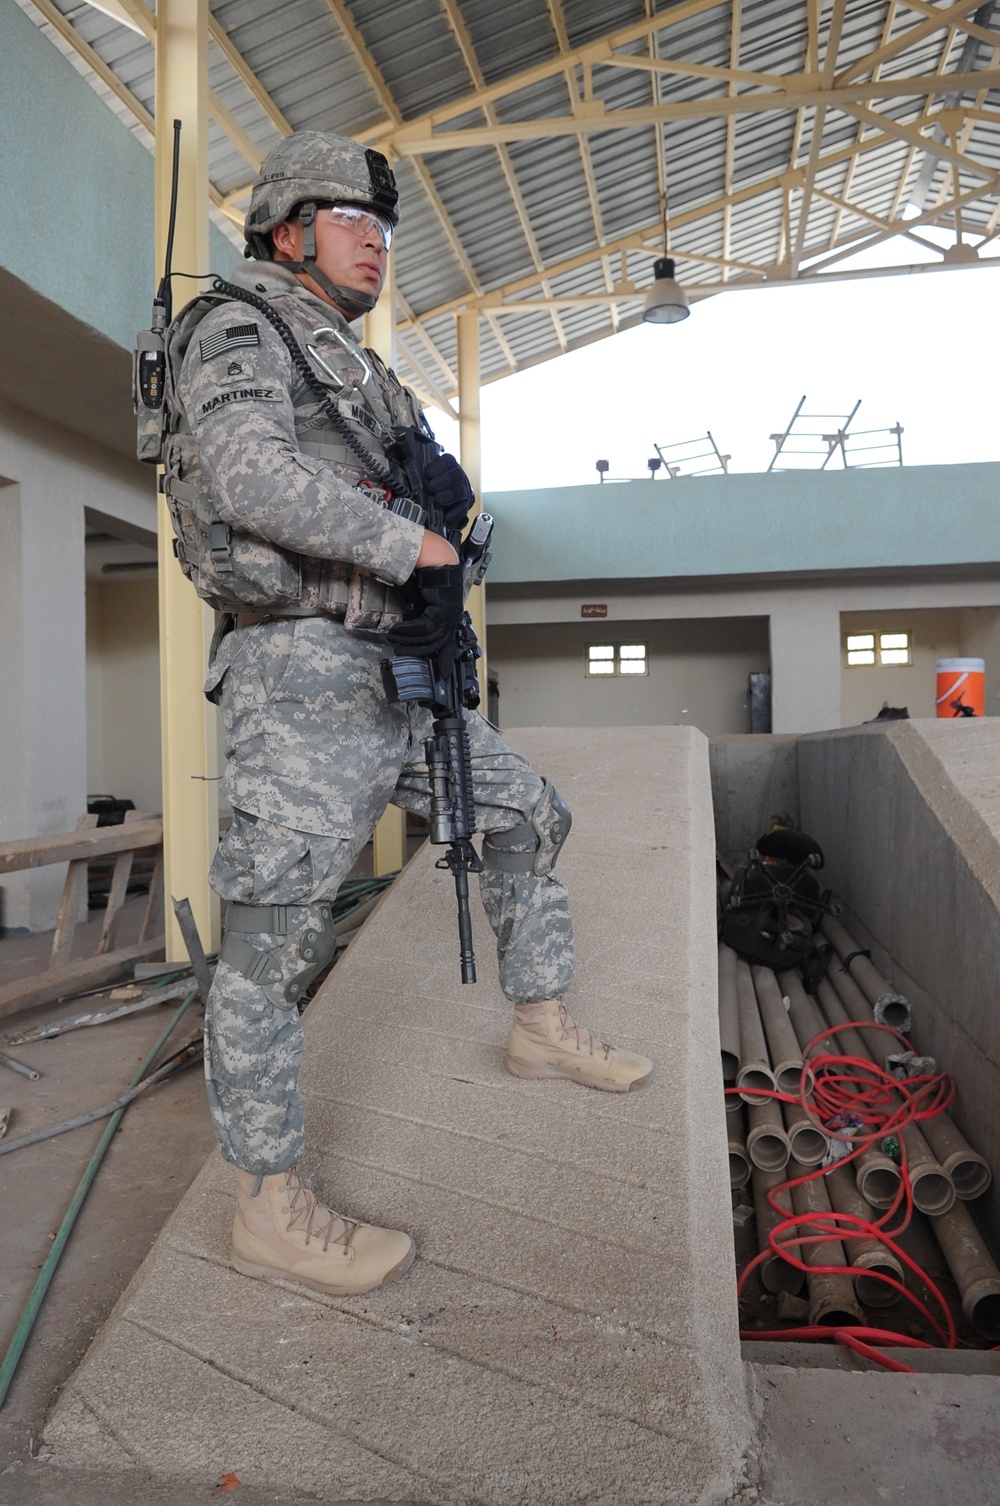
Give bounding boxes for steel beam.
[364,264,407,878]
[155,0,220,960]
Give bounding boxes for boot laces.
[555,1002,612,1061]
[281,1171,358,1253]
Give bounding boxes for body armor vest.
[160,286,425,632]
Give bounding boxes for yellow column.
[364,258,406,876]
[456,310,486,660]
[155,0,220,958]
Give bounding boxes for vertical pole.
[155,0,220,959]
[456,310,485,661]
[364,257,406,877]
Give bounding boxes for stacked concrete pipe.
[928,1200,1000,1342]
[821,914,912,1032]
[728,1104,751,1189]
[747,1098,790,1173]
[921,1113,992,1200]
[815,975,954,1215]
[717,942,741,1085]
[788,1159,865,1327]
[751,965,814,1097]
[751,1166,804,1297]
[822,941,991,1203]
[823,1162,904,1309]
[775,972,831,1167]
[734,958,776,1103]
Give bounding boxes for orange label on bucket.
[935,659,985,718]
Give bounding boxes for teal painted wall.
[0,0,235,350]
[483,462,1000,584]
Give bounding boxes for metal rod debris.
[0,1052,40,1082]
[0,989,199,1410]
[5,981,193,1046]
[0,1032,202,1159]
[171,896,214,1002]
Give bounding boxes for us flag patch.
[199,323,260,361]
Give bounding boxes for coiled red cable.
[731,1019,960,1368]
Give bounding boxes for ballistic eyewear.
[322,202,393,251]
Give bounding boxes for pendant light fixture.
[643,184,690,325]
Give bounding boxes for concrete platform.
[40,727,752,1505]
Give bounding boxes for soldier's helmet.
[244,132,399,259]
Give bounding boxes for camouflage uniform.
[169,261,574,1176]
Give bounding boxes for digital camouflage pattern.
[203,616,574,1173]
[244,132,399,253]
[171,244,576,1175]
[166,262,424,619]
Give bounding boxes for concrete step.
[40,726,751,1505]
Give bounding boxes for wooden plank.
[0,939,166,1022]
[97,851,135,956]
[0,821,162,875]
[97,809,147,956]
[49,815,98,971]
[139,849,164,944]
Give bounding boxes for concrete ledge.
[42,727,751,1504]
[797,718,1000,1251]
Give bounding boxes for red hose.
[737,1020,961,1366]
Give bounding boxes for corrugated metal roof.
[16,0,1000,407]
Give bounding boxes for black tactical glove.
[424,452,474,532]
[387,564,466,659]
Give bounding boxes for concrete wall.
[712,719,1000,1255]
[709,735,801,861]
[485,463,1000,587]
[86,579,162,814]
[0,0,235,352]
[489,574,1000,735]
[0,399,155,931]
[794,721,1000,1250]
[489,616,769,734]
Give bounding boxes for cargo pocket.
[204,613,235,705]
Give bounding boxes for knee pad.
[219,901,337,1009]
[481,779,572,879]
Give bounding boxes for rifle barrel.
[454,865,477,984]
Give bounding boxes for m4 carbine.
[382,429,493,984]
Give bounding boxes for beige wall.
[488,617,769,735]
[86,578,162,813]
[0,400,155,931]
[840,606,1000,725]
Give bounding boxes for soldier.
[162,131,653,1299]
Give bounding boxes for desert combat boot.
[505,998,653,1092]
[232,1168,415,1295]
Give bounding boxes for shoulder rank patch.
[199,323,260,362]
[199,387,280,416]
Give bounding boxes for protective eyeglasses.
[322,202,393,251]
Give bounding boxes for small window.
[587,644,616,676]
[878,632,911,665]
[846,632,876,666]
[586,643,648,677]
[844,630,912,667]
[619,644,647,675]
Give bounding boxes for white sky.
[429,228,1000,492]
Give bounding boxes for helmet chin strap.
[283,201,378,322]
